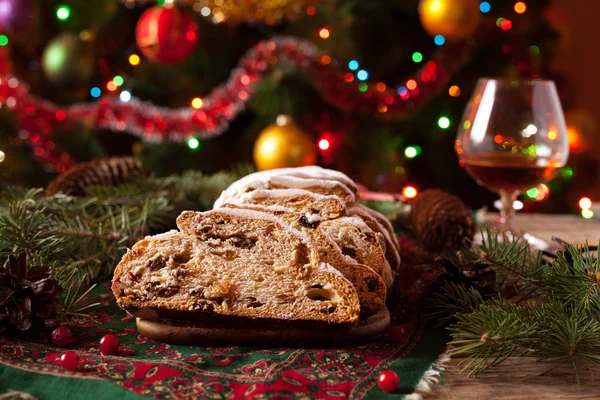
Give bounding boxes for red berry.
[388,324,410,343]
[99,334,119,355]
[378,370,400,393]
[60,351,80,371]
[51,326,73,347]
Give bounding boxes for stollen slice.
[318,217,394,290]
[178,207,387,316]
[349,204,402,273]
[113,209,361,330]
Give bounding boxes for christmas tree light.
[579,197,592,210]
[582,209,594,219]
[191,97,203,109]
[187,137,200,150]
[438,116,450,129]
[318,138,330,150]
[405,147,418,158]
[412,52,423,63]
[402,186,418,199]
[129,54,141,66]
[514,2,527,14]
[120,91,132,102]
[56,5,70,20]
[113,76,124,86]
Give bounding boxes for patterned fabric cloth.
[0,242,446,399]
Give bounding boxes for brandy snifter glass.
[456,79,569,235]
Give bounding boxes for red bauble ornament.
[135,5,199,64]
[378,370,400,393]
[60,351,80,371]
[99,334,120,355]
[51,326,73,347]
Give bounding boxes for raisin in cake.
[113,209,361,329]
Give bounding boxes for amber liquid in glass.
[463,153,559,193]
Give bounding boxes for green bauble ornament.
[42,33,95,88]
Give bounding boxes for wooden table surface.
[430,357,600,399]
[429,214,600,399]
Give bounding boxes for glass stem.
[499,190,518,233]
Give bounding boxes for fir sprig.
[436,230,600,380]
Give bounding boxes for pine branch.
[447,240,600,380]
[464,227,546,298]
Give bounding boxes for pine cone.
[436,253,498,300]
[0,254,63,332]
[47,156,150,196]
[410,189,474,254]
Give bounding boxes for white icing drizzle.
[329,216,371,231]
[146,230,179,240]
[204,208,311,246]
[214,167,356,208]
[316,262,345,278]
[225,199,295,213]
[238,188,345,204]
[275,166,358,192]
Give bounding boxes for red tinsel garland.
[0,36,474,172]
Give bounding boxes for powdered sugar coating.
[331,216,371,230]
[214,166,356,208]
[146,230,179,240]
[316,262,344,278]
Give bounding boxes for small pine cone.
[435,255,498,300]
[47,156,150,196]
[410,189,474,253]
[0,253,63,333]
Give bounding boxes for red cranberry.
[378,370,400,393]
[60,351,80,371]
[388,324,410,343]
[99,334,119,355]
[51,326,73,347]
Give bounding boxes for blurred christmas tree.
[0,0,594,213]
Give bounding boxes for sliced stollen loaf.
[178,206,386,316]
[113,209,361,329]
[349,204,401,273]
[214,166,357,208]
[318,217,394,290]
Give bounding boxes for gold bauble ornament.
[419,0,482,42]
[253,115,317,171]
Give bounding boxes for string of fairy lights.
[0,0,590,214]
